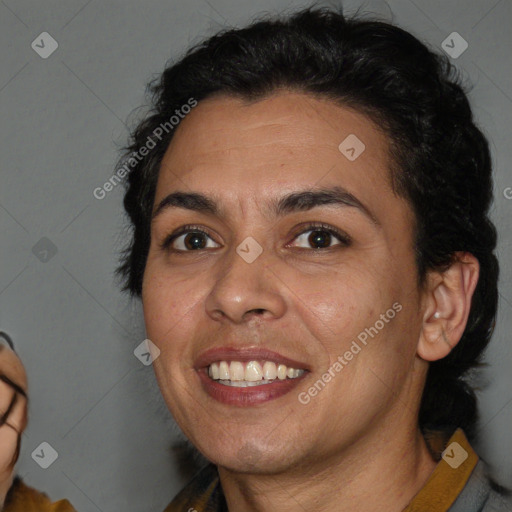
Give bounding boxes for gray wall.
[1,0,511,510]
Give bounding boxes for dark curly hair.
[116,6,499,442]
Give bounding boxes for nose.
[204,247,287,324]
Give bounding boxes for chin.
[195,435,304,475]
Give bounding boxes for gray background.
[1,0,511,510]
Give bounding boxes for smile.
[208,360,306,387]
[195,347,310,406]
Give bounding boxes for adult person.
[2,5,511,512]
[113,6,511,511]
[0,332,75,511]
[0,332,27,509]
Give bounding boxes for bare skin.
[0,335,28,509]
[142,91,479,511]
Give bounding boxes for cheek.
[296,266,385,329]
[142,270,194,388]
[287,276,382,371]
[141,265,184,340]
[142,265,208,378]
[301,272,413,378]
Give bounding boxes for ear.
[418,252,480,362]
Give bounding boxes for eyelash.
[159,223,351,253]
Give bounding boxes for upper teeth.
[208,360,305,384]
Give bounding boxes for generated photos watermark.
[93,97,198,200]
[298,302,403,405]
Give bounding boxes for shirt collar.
[403,428,479,511]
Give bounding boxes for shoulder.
[480,480,512,511]
[449,459,512,511]
[3,476,77,512]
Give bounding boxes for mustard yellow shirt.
[3,478,76,512]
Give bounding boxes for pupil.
[310,230,330,248]
[185,232,206,250]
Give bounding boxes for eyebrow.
[152,185,380,227]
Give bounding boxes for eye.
[288,223,351,250]
[160,223,351,253]
[160,224,220,252]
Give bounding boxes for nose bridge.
[204,232,285,323]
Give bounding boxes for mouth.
[208,360,306,386]
[195,347,310,406]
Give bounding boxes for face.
[0,340,28,497]
[142,92,427,474]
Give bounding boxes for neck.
[217,419,437,512]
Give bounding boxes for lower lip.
[197,369,307,407]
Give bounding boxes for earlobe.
[418,252,480,362]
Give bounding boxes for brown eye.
[161,226,220,252]
[308,229,333,248]
[290,224,351,250]
[180,232,208,250]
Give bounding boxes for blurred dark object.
[0,331,15,352]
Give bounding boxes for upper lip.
[195,346,310,371]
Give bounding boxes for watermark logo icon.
[441,32,468,59]
[31,32,58,59]
[442,441,468,469]
[236,237,263,263]
[32,237,58,263]
[134,339,161,366]
[31,442,58,469]
[339,134,365,161]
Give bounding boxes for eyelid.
[160,222,351,252]
[159,224,217,251]
[287,222,351,247]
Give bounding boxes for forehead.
[154,91,399,216]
